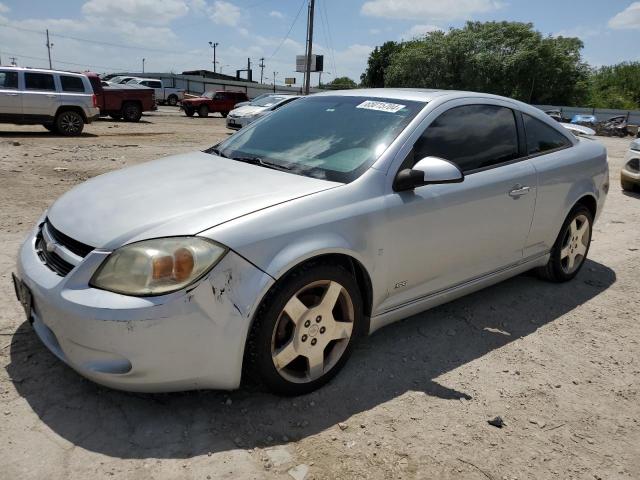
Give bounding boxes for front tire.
[536,205,593,282]
[245,263,362,395]
[55,110,84,136]
[621,178,637,192]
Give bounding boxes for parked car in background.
[125,77,184,106]
[181,90,248,118]
[233,92,273,108]
[86,73,157,122]
[621,139,640,192]
[0,66,99,135]
[571,114,598,126]
[226,94,300,130]
[106,76,137,85]
[13,89,608,395]
[545,109,568,123]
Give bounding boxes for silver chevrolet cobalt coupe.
[14,89,609,395]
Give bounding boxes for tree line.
[326,21,640,110]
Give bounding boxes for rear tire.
[536,205,593,282]
[198,105,209,117]
[122,102,142,122]
[245,263,362,396]
[55,110,84,136]
[184,107,195,117]
[167,95,178,106]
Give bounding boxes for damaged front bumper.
[15,225,274,392]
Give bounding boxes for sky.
[1,0,640,86]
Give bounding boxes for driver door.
[380,101,537,312]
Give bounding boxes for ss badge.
[394,281,407,289]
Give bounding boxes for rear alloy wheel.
[536,205,593,282]
[55,111,84,136]
[198,105,209,117]
[247,264,362,395]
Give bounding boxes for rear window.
[0,70,18,89]
[60,75,86,93]
[523,114,572,155]
[25,72,56,91]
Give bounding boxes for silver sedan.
[13,89,608,395]
[226,94,300,130]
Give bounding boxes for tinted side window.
[60,75,86,93]
[414,105,520,172]
[25,72,56,91]
[0,71,18,88]
[523,114,571,155]
[149,81,162,88]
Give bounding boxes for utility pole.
[142,58,145,73]
[45,29,53,69]
[247,57,252,81]
[303,0,315,95]
[208,41,219,73]
[258,57,265,84]
[273,71,277,93]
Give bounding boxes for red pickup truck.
[86,73,157,122]
[181,90,248,118]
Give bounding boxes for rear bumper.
[15,221,274,392]
[86,107,100,123]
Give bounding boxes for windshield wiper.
[232,156,291,171]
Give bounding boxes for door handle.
[508,185,531,198]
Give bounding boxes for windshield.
[202,91,216,99]
[251,95,290,107]
[214,95,425,183]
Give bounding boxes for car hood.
[47,152,341,250]
[231,105,267,117]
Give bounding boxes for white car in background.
[125,78,185,106]
[226,94,300,130]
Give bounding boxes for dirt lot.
[1,110,639,480]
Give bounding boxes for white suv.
[0,67,99,136]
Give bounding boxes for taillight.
[92,94,98,108]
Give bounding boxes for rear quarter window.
[60,75,86,93]
[523,114,572,155]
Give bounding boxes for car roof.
[131,78,160,82]
[0,66,88,77]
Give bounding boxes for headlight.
[90,237,227,296]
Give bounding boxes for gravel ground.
[1,109,639,480]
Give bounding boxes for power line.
[0,22,190,56]
[320,0,337,77]
[0,50,135,71]
[269,0,306,59]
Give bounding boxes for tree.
[324,76,357,89]
[587,62,640,109]
[360,41,400,87]
[365,22,589,105]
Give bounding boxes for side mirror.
[394,156,464,192]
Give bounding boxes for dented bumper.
[15,227,274,392]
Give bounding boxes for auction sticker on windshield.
[356,100,406,113]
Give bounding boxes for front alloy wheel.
[246,264,362,395]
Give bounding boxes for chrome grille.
[35,220,95,277]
